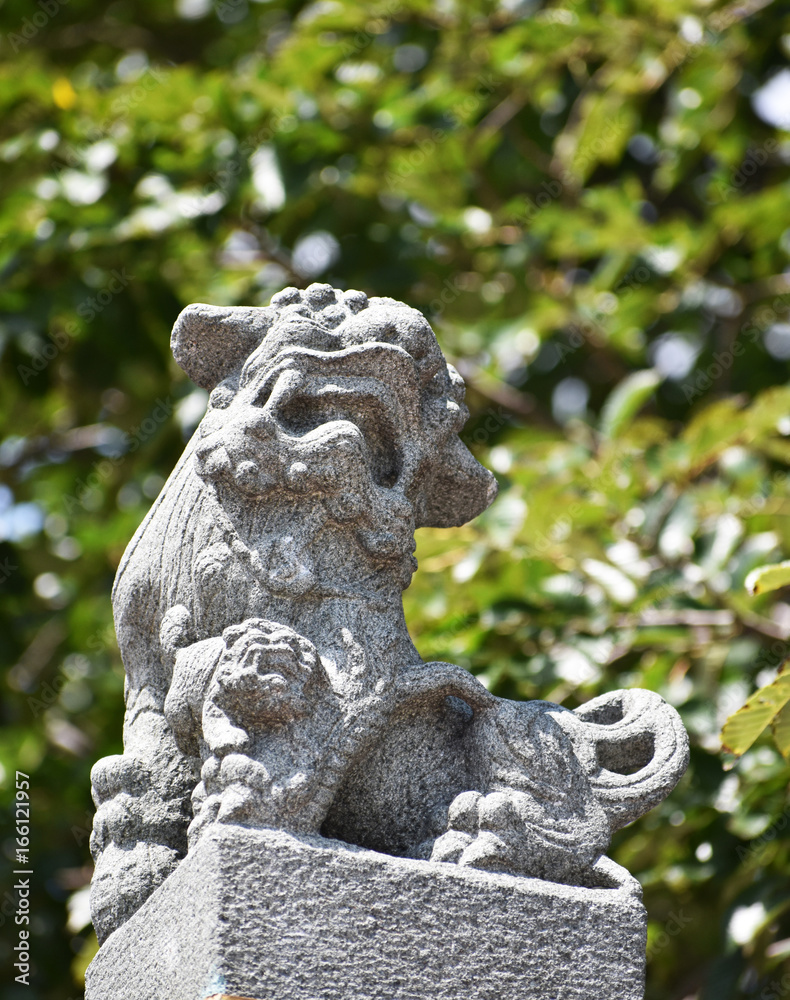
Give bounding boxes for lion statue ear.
[170,303,276,390]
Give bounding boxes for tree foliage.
[2,0,790,996]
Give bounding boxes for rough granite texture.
[86,826,648,1000]
[87,285,689,998]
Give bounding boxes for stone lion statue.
[89,285,688,942]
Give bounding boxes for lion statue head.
[113,284,497,699]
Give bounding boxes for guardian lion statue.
[89,284,688,942]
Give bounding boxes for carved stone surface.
[86,827,648,1000]
[88,284,689,998]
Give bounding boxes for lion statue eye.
[250,383,272,408]
[209,384,235,410]
[277,393,402,489]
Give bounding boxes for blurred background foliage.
[1,0,790,996]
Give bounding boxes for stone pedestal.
[86,826,647,1000]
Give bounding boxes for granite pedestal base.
[86,826,647,1000]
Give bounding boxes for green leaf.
[599,369,662,440]
[772,701,790,761]
[721,667,790,757]
[745,560,790,596]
